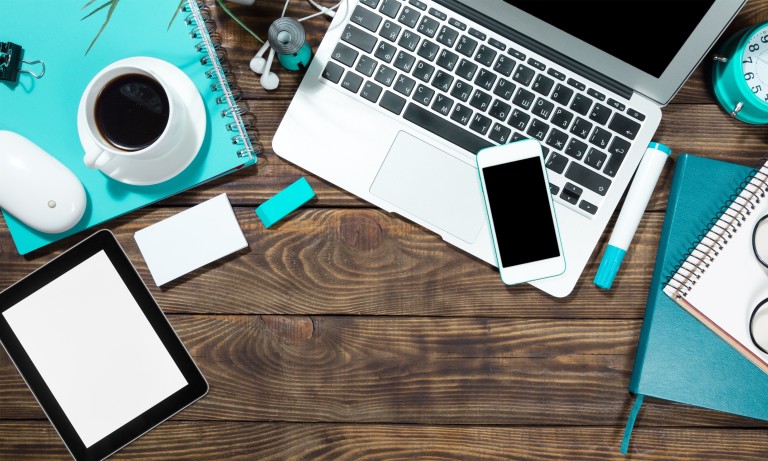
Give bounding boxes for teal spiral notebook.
[0,0,257,254]
[622,154,768,451]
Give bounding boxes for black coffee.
[95,73,170,151]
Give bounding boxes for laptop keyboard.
[321,0,648,218]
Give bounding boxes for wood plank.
[2,316,765,428]
[3,422,768,460]
[0,208,664,318]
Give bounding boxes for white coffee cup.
[81,57,187,170]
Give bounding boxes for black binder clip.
[0,41,45,83]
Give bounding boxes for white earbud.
[259,48,280,91]
[249,42,271,74]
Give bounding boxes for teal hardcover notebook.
[623,154,768,450]
[0,0,256,254]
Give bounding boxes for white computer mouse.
[0,131,86,234]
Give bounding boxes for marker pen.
[594,142,672,289]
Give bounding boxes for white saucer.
[77,57,206,186]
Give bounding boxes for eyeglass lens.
[753,215,768,267]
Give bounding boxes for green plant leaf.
[83,0,119,55]
[168,0,186,31]
[81,0,112,20]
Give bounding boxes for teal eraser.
[593,244,627,290]
[255,177,315,228]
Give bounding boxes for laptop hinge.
[434,0,634,100]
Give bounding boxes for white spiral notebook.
[664,159,768,374]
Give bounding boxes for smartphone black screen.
[482,157,560,268]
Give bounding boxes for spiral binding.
[183,0,261,159]
[664,158,768,298]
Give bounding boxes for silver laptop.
[273,0,744,297]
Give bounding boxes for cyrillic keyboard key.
[360,0,380,8]
[493,78,515,100]
[508,109,530,131]
[398,30,420,51]
[488,99,511,121]
[469,113,492,135]
[560,182,582,204]
[431,93,454,116]
[532,74,555,96]
[585,148,607,170]
[436,49,459,71]
[545,127,568,150]
[431,70,454,92]
[565,138,588,159]
[394,74,416,96]
[450,103,473,125]
[379,0,401,18]
[532,97,555,119]
[351,5,383,32]
[393,50,415,72]
[489,123,512,144]
[361,81,383,102]
[565,162,611,195]
[511,132,528,142]
[380,90,407,114]
[512,64,535,86]
[493,55,516,77]
[570,93,592,116]
[570,117,593,139]
[417,16,440,37]
[375,41,397,63]
[456,59,478,80]
[450,80,473,102]
[474,45,497,67]
[417,39,439,61]
[374,64,397,86]
[589,103,612,125]
[355,55,378,76]
[589,126,611,149]
[526,118,549,141]
[456,35,478,57]
[512,88,535,110]
[322,61,344,83]
[608,113,641,140]
[551,107,573,130]
[474,68,496,91]
[546,152,568,174]
[470,89,492,112]
[579,200,598,215]
[404,104,493,154]
[379,20,402,41]
[436,25,459,47]
[551,84,573,106]
[413,60,435,82]
[397,6,421,28]
[341,24,378,53]
[341,72,364,93]
[412,84,435,105]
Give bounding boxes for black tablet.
[0,230,207,460]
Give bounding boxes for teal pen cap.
[594,142,671,290]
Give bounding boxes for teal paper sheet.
[0,0,256,254]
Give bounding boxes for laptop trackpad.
[370,132,485,243]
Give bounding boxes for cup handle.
[83,147,114,170]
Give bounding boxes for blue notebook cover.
[629,154,768,421]
[0,0,256,254]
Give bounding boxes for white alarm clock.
[712,21,768,124]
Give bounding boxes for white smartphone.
[477,139,566,285]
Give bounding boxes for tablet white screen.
[3,250,187,447]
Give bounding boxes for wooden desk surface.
[2,1,768,459]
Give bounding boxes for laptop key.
[560,182,582,204]
[547,68,566,81]
[551,107,573,130]
[589,126,611,149]
[375,64,397,86]
[474,45,497,67]
[468,28,486,41]
[493,78,515,101]
[355,55,379,76]
[431,70,454,92]
[413,60,435,82]
[604,150,626,178]
[565,138,588,159]
[398,6,421,28]
[403,104,493,154]
[417,39,439,61]
[456,35,478,57]
[436,25,459,48]
[512,88,535,110]
[379,0,401,18]
[508,48,526,61]
[409,0,426,10]
[587,88,606,101]
[489,123,512,144]
[451,79,473,102]
[579,200,598,215]
[470,89,492,112]
[526,118,549,141]
[527,58,546,71]
[551,84,573,106]
[585,148,607,170]
[488,99,511,121]
[351,5,383,32]
[493,55,516,77]
[436,49,459,71]
[322,61,344,83]
[545,127,568,150]
[570,117,593,139]
[608,136,631,157]
[379,20,402,41]
[511,132,528,142]
[456,59,478,81]
[627,108,646,121]
[450,103,473,125]
[449,18,467,31]
[474,68,496,91]
[608,113,641,140]
[532,74,555,96]
[398,30,420,51]
[342,25,378,53]
[360,0,381,8]
[413,84,435,105]
[549,183,560,195]
[607,98,625,111]
[361,80,383,102]
[469,113,492,135]
[532,98,555,119]
[489,38,506,51]
[567,78,586,91]
[512,64,535,86]
[589,103,612,125]
[332,42,359,67]
[393,50,416,72]
[429,7,447,20]
[394,74,416,96]
[341,72,364,93]
[565,162,611,196]
[431,93,454,116]
[418,16,440,37]
[546,152,568,174]
[380,90,407,114]
[570,93,592,116]
[375,41,397,63]
[508,109,530,131]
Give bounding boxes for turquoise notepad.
[624,154,768,449]
[0,0,256,254]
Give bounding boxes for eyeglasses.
[749,215,768,353]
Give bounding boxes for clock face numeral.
[741,26,768,104]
